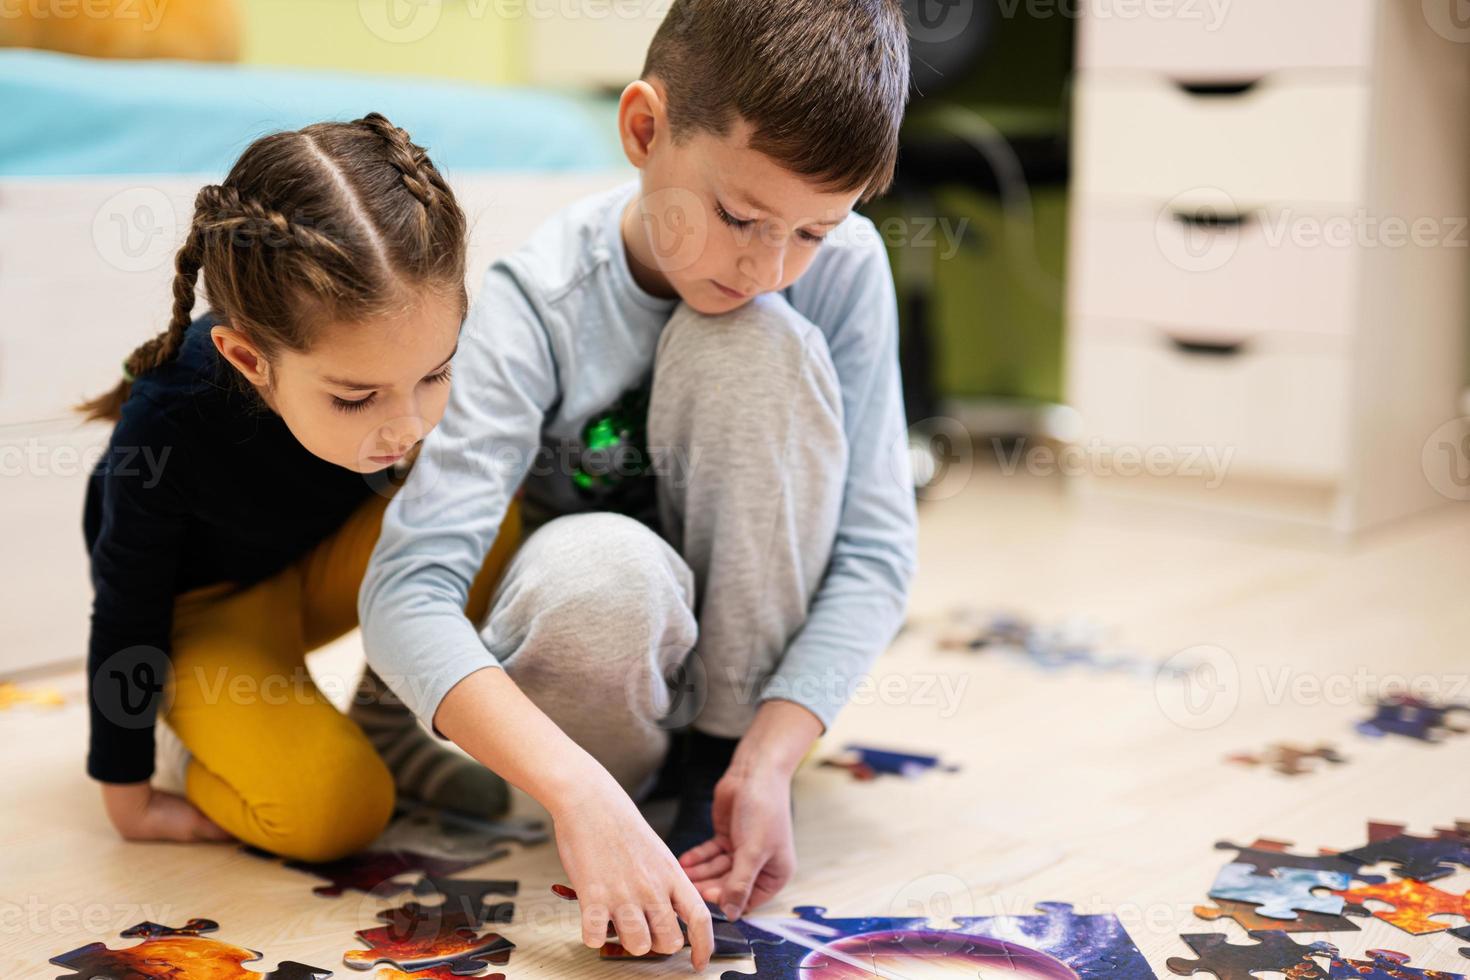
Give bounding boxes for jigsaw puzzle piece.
[383,805,548,857]
[1214,840,1370,878]
[1330,879,1470,934]
[1226,745,1346,777]
[50,920,334,980]
[1210,863,1350,920]
[818,745,958,780]
[548,883,751,959]
[344,919,514,975]
[1356,695,1470,742]
[372,968,504,980]
[1167,930,1337,980]
[1338,822,1470,883]
[1450,925,1470,959]
[402,877,518,929]
[245,844,488,898]
[953,901,1154,980]
[1193,900,1361,934]
[1325,948,1467,980]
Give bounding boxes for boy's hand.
[678,765,795,920]
[551,778,714,970]
[100,782,233,844]
[677,699,821,920]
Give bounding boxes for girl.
[79,113,519,861]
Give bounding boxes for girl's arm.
[86,410,227,843]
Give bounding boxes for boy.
[359,0,916,968]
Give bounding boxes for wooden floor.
[5,469,1470,978]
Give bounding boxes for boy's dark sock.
[663,729,740,858]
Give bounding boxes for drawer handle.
[1171,209,1253,229]
[1169,337,1249,358]
[1176,79,1261,98]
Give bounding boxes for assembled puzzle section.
[723,901,1153,980]
[50,918,333,980]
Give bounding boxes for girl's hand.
[678,766,795,920]
[551,777,714,970]
[100,782,233,843]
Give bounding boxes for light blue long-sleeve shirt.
[359,180,918,730]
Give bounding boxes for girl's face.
[211,288,464,474]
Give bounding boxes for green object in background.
[867,182,1069,405]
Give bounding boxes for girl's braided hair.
[79,113,467,421]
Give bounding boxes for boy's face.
[622,92,863,315]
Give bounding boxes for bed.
[0,49,632,674]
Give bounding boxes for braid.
[76,194,210,423]
[357,112,440,209]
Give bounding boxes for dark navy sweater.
[83,316,374,783]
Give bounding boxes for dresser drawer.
[1078,0,1378,77]
[1069,199,1363,338]
[1074,74,1372,208]
[1067,324,1351,482]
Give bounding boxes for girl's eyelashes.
[797,229,827,244]
[715,201,754,229]
[332,392,377,414]
[330,365,448,413]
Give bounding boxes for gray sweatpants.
[475,294,847,793]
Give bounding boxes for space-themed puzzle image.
[722,901,1154,980]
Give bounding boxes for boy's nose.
[739,247,785,291]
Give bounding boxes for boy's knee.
[487,514,696,663]
[511,513,693,618]
[244,732,395,862]
[660,294,836,404]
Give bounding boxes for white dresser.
[1065,1,1470,532]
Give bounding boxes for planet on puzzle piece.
[793,930,1082,979]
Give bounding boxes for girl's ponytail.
[76,200,207,423]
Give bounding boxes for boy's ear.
[210,323,270,387]
[618,79,665,169]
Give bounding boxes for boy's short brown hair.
[642,0,911,202]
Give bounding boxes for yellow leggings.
[163,492,521,862]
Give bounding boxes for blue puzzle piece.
[1209,863,1350,920]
